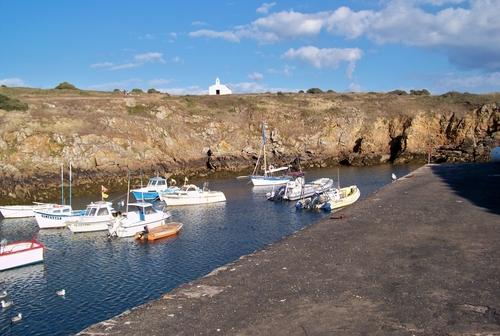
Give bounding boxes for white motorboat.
[108,202,171,238]
[35,205,85,229]
[67,201,116,233]
[131,176,179,201]
[0,203,55,219]
[267,177,334,201]
[0,239,44,271]
[159,183,226,206]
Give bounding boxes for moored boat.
[296,185,361,211]
[108,202,171,238]
[268,177,334,201]
[67,201,116,233]
[159,184,226,206]
[35,205,85,229]
[0,239,44,271]
[0,203,55,219]
[131,177,179,201]
[135,222,183,241]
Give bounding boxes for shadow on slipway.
[430,162,500,215]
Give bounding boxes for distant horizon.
[1,1,499,95]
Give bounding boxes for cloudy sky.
[1,0,499,94]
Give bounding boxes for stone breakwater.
[0,88,499,202]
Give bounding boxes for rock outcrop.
[0,87,498,202]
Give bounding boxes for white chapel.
[209,77,232,95]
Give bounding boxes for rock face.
[0,88,498,201]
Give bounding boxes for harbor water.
[0,164,420,336]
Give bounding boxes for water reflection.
[0,163,420,335]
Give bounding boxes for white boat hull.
[35,212,83,229]
[67,218,113,233]
[0,241,44,271]
[250,176,291,186]
[0,204,54,218]
[110,212,171,238]
[161,192,226,206]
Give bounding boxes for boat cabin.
[84,202,115,217]
[147,177,167,188]
[179,185,199,193]
[126,202,157,221]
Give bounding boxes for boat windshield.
[97,207,109,216]
[85,207,97,216]
[148,180,157,186]
[157,180,166,186]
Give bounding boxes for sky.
[0,0,499,94]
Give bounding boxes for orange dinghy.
[135,222,183,241]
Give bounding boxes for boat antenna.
[69,161,72,208]
[126,169,131,213]
[61,162,64,205]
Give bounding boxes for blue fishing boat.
[131,177,179,201]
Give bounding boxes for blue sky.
[1,0,499,94]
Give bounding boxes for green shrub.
[126,104,150,116]
[410,89,430,96]
[298,90,305,94]
[0,93,28,111]
[131,88,144,94]
[113,89,122,93]
[307,88,323,94]
[388,89,407,95]
[147,88,160,94]
[54,82,78,90]
[327,89,336,93]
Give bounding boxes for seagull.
[391,173,397,181]
[56,289,66,297]
[11,312,22,323]
[0,290,7,299]
[1,299,13,309]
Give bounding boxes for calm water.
[0,164,420,335]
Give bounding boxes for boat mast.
[262,122,267,177]
[61,162,64,205]
[126,169,130,213]
[69,161,72,208]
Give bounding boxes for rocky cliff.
[0,87,498,202]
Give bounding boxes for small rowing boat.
[135,222,183,241]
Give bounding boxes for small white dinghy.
[159,183,226,206]
[67,201,116,233]
[108,202,171,238]
[0,239,44,271]
[0,203,55,219]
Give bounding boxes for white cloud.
[248,72,264,81]
[283,46,362,78]
[87,78,142,91]
[90,62,114,68]
[188,1,500,70]
[149,78,172,87]
[0,78,25,87]
[268,65,294,77]
[139,33,155,40]
[91,52,166,71]
[110,62,140,70]
[437,71,500,90]
[189,29,240,42]
[257,2,276,14]
[348,82,362,92]
[159,86,207,95]
[134,52,165,63]
[191,20,207,26]
[171,56,183,63]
